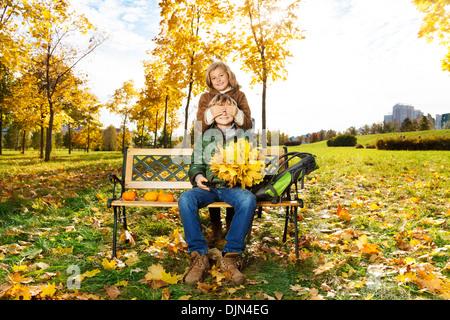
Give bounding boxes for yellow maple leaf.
[9,284,31,300]
[336,204,353,221]
[75,268,101,282]
[82,269,101,281]
[416,268,443,294]
[395,272,418,284]
[41,282,56,298]
[12,265,28,273]
[210,139,264,189]
[313,261,336,275]
[145,264,180,284]
[210,269,226,283]
[355,235,380,254]
[8,272,26,285]
[102,258,116,271]
[161,271,180,284]
[114,280,128,287]
[145,264,164,281]
[361,243,380,255]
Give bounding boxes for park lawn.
[0,142,449,300]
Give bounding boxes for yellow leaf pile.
[209,138,264,189]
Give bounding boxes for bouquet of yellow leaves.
[210,138,264,189]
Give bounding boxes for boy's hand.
[196,176,210,191]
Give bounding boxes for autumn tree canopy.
[414,0,450,73]
[232,0,304,133]
[151,0,233,143]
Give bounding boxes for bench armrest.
[107,174,124,208]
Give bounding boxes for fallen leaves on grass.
[1,148,449,300]
[336,204,353,221]
[139,264,182,289]
[354,235,381,255]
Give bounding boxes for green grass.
[350,129,449,146]
[0,138,449,300]
[301,129,450,148]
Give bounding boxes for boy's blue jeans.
[178,186,257,255]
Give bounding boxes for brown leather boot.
[219,252,245,285]
[185,252,210,285]
[208,220,223,244]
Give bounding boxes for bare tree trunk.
[21,130,26,154]
[154,110,159,147]
[121,115,127,153]
[45,105,54,161]
[87,123,90,152]
[68,122,72,154]
[163,94,168,148]
[261,50,268,146]
[0,110,3,155]
[183,79,193,147]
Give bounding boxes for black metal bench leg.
[112,206,118,258]
[294,206,299,259]
[282,206,289,242]
[293,199,304,259]
[112,206,128,258]
[122,206,128,231]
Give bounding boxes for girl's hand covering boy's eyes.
[210,105,225,118]
[225,105,238,117]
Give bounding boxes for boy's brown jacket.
[197,88,252,133]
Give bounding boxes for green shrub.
[327,134,357,147]
[375,136,450,150]
[284,140,302,146]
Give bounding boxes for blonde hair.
[208,94,237,108]
[205,61,241,90]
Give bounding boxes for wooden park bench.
[107,146,308,259]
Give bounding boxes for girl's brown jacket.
[197,88,252,133]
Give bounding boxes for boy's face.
[210,67,229,91]
[214,104,234,127]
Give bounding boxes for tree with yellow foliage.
[24,0,104,161]
[153,0,232,142]
[106,80,138,153]
[413,0,450,73]
[142,55,185,148]
[63,87,101,153]
[232,0,304,133]
[0,0,42,71]
[0,62,15,155]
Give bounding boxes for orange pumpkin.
[144,191,159,201]
[122,190,137,201]
[157,193,175,202]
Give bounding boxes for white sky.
[74,0,450,136]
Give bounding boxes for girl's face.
[210,67,229,91]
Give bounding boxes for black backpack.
[251,152,318,204]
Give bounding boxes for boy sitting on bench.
[178,94,257,285]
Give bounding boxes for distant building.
[60,124,83,133]
[384,103,423,127]
[435,113,450,129]
[384,114,393,124]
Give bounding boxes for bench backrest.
[121,147,284,191]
